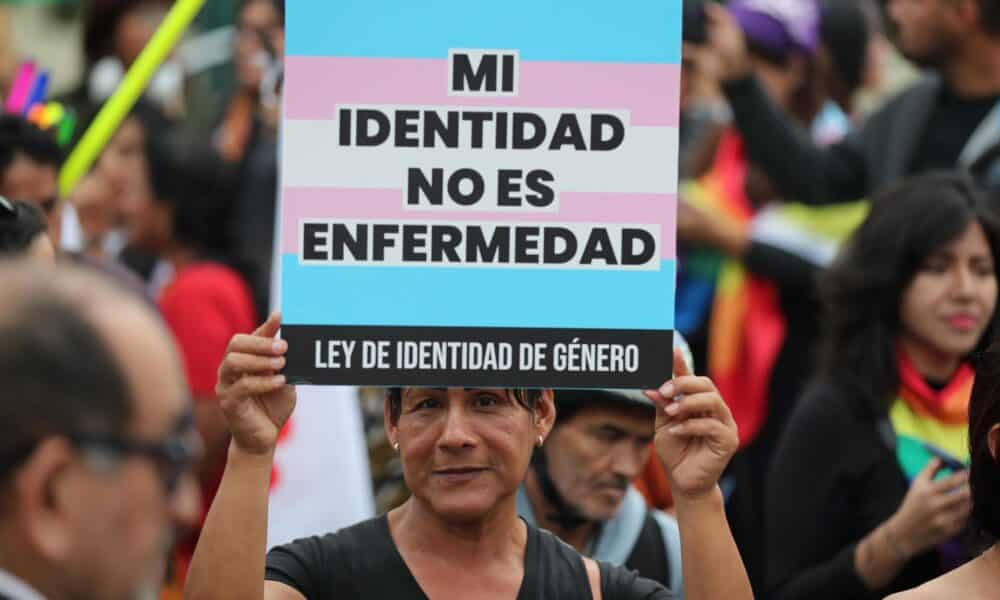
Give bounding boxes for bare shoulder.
[583,557,603,600]
[885,567,972,600]
[264,580,308,600]
[885,587,936,600]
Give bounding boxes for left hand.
[644,348,739,501]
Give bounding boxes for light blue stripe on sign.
[287,0,682,64]
[281,255,675,330]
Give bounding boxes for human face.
[62,300,201,600]
[1,154,60,247]
[543,405,654,521]
[387,388,553,524]
[900,221,998,376]
[236,0,283,93]
[71,173,115,255]
[114,1,167,67]
[887,0,964,67]
[96,117,147,222]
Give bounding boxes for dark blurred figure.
[62,0,181,120]
[0,115,61,249]
[0,197,55,263]
[703,0,1000,199]
[810,0,876,146]
[0,261,201,600]
[120,133,258,584]
[680,0,730,177]
[678,1,874,591]
[216,0,285,313]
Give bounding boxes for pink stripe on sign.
[284,56,679,127]
[280,187,676,259]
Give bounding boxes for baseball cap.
[728,0,821,57]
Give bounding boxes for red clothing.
[159,262,257,582]
[160,262,258,396]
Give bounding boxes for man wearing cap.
[516,340,696,597]
[695,0,1000,198]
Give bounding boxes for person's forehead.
[402,387,511,398]
[242,0,280,27]
[571,404,653,433]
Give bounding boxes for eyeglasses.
[71,412,201,497]
[0,415,200,498]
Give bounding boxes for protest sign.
[280,0,681,388]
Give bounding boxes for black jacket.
[723,74,1000,204]
[765,380,966,600]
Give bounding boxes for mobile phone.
[683,1,708,45]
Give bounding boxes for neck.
[899,336,961,383]
[390,494,526,567]
[523,470,596,552]
[943,36,1000,97]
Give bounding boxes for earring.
[392,441,399,451]
[536,435,544,448]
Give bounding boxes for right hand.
[215,311,297,455]
[685,3,752,84]
[889,459,972,557]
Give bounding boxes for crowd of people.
[1,0,1000,598]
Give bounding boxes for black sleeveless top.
[265,515,672,599]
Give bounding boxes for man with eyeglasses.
[0,116,61,249]
[0,260,202,600]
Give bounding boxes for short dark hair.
[820,0,871,94]
[0,115,62,181]
[0,282,132,487]
[0,199,46,256]
[385,388,544,425]
[552,390,654,428]
[144,133,236,253]
[970,340,1000,540]
[820,171,1000,418]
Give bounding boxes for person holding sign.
[184,314,753,600]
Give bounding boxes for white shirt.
[0,569,45,600]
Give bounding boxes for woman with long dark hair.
[766,171,1000,599]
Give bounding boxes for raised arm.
[690,3,869,204]
[184,312,300,600]
[643,348,753,600]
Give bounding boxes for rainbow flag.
[680,129,866,445]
